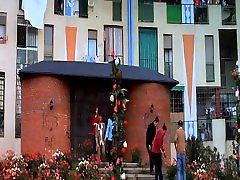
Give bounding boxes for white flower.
[238,128,240,133]
[121,172,126,179]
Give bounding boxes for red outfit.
[91,115,100,135]
[152,128,164,153]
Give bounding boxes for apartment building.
[0,0,239,155]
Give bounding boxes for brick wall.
[125,82,171,163]
[21,76,70,157]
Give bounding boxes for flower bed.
[166,137,240,180]
[0,150,104,179]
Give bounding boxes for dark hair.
[178,120,183,126]
[162,123,167,131]
[153,117,159,123]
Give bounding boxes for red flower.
[112,147,117,153]
[121,148,126,153]
[111,175,116,180]
[232,70,238,78]
[123,120,128,126]
[114,106,118,113]
[236,153,239,159]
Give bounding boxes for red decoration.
[111,51,116,58]
[122,103,126,110]
[114,106,118,113]
[113,147,117,153]
[117,100,121,106]
[123,120,128,126]
[115,70,122,78]
[116,158,120,165]
[234,122,238,129]
[236,153,239,159]
[232,70,238,78]
[111,175,116,180]
[121,148,126,153]
[113,83,117,90]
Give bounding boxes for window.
[44,25,54,60]
[79,0,88,18]
[87,30,97,62]
[113,0,122,21]
[164,34,173,78]
[0,13,7,44]
[54,0,64,15]
[104,26,123,63]
[0,72,5,137]
[15,75,21,138]
[205,35,214,82]
[17,17,38,69]
[138,0,154,22]
[170,91,184,113]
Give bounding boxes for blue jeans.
[177,153,186,180]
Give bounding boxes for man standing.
[146,117,159,174]
[174,120,186,180]
[152,123,167,180]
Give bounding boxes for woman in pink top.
[152,123,167,180]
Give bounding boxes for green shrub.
[131,148,141,164]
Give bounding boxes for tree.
[109,51,129,179]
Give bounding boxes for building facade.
[0,0,239,156]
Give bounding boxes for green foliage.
[131,148,141,164]
[79,139,94,157]
[186,136,204,163]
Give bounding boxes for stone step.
[100,162,139,168]
[99,167,150,174]
[125,173,155,179]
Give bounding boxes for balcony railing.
[17,47,38,69]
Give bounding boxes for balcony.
[194,5,209,24]
[167,4,209,24]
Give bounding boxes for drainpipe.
[128,0,133,66]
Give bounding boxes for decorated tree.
[109,51,129,179]
[232,61,240,168]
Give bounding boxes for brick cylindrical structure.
[21,76,70,157]
[125,82,171,163]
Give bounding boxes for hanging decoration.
[109,51,130,179]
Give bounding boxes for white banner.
[22,0,48,29]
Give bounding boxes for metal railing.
[170,119,213,142]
